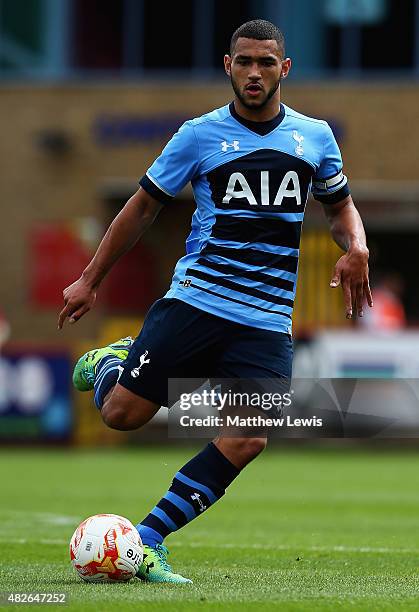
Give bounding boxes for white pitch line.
[0,538,68,545]
[170,542,419,554]
[0,538,28,544]
[1,538,417,555]
[0,510,80,526]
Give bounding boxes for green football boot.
[72,337,133,391]
[137,544,192,584]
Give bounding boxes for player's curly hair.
[230,19,285,57]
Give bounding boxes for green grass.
[1,446,419,611]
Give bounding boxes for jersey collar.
[229,101,285,136]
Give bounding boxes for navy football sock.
[93,356,123,409]
[137,442,240,547]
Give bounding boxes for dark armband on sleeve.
[311,170,350,204]
[139,173,175,205]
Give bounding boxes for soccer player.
[58,20,372,583]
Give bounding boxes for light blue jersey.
[140,102,349,335]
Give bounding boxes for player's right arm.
[58,119,199,329]
[58,188,162,329]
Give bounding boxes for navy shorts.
[118,298,293,407]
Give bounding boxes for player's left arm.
[312,122,372,319]
[322,195,373,319]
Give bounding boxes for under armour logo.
[142,553,154,574]
[292,131,304,156]
[191,492,207,512]
[131,350,150,378]
[221,140,240,152]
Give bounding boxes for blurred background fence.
[1,0,419,445]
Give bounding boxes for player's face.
[224,38,291,112]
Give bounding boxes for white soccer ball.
[69,514,143,583]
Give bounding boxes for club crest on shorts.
[131,350,150,378]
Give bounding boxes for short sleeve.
[311,123,350,204]
[139,121,199,204]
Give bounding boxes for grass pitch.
[1,446,419,611]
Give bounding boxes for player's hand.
[58,277,97,329]
[329,247,373,319]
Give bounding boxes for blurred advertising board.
[0,347,72,442]
[324,0,387,24]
